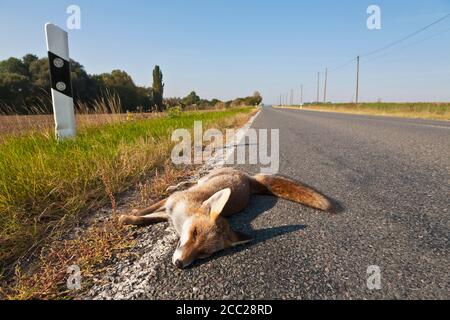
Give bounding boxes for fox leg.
[197,168,235,186]
[119,212,169,226]
[131,199,167,217]
[166,181,196,193]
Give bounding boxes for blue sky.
[0,0,449,103]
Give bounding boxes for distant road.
[140,107,450,299]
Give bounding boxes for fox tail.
[251,174,333,212]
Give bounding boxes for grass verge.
[2,164,195,299]
[0,107,256,298]
[275,103,450,120]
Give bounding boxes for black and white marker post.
[45,23,76,139]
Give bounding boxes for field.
[0,107,255,298]
[277,103,450,120]
[0,113,164,137]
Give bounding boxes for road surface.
[91,107,450,300]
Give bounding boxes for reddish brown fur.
[119,168,333,268]
[176,214,236,264]
[252,174,332,211]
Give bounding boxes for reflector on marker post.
[45,23,76,139]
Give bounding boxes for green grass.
[283,102,450,120]
[0,107,254,271]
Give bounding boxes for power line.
[363,25,450,65]
[361,13,450,58]
[327,13,450,74]
[289,13,450,105]
[329,57,357,72]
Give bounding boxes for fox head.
[172,188,253,269]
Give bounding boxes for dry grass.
[0,91,161,138]
[1,163,193,300]
[3,220,133,300]
[0,113,164,138]
[275,103,450,121]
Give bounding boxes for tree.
[231,92,263,107]
[70,60,99,102]
[0,54,154,114]
[0,56,51,113]
[245,91,263,106]
[27,58,100,111]
[0,73,33,113]
[0,53,263,115]
[28,58,50,89]
[252,91,263,105]
[182,91,201,107]
[164,97,182,109]
[22,54,38,71]
[95,70,144,112]
[0,57,29,77]
[152,65,164,112]
[210,98,221,106]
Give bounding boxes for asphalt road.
[116,107,450,300]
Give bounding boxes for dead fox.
[119,167,333,269]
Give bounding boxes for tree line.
[165,90,263,111]
[0,54,262,114]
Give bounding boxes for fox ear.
[230,231,253,247]
[203,188,231,222]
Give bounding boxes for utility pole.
[355,56,360,104]
[300,84,303,105]
[323,67,328,103]
[316,72,320,103]
[290,89,294,106]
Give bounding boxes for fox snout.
[174,259,184,269]
[172,255,191,269]
[172,241,197,269]
[171,230,253,269]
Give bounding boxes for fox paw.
[166,185,180,193]
[118,214,132,225]
[166,181,196,193]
